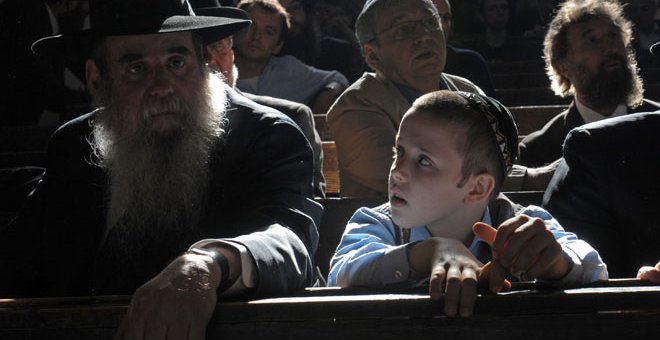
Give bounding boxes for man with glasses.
[326,0,483,198]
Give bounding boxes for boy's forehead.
[399,109,465,143]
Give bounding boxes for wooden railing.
[1,280,659,339]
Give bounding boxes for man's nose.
[148,66,174,97]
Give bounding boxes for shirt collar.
[395,76,450,104]
[575,97,627,124]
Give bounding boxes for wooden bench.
[494,87,572,106]
[488,60,545,74]
[509,105,567,136]
[493,72,550,90]
[322,141,340,196]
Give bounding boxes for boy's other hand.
[472,223,512,293]
[637,261,660,283]
[478,215,569,282]
[409,238,481,318]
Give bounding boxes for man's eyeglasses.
[372,14,442,42]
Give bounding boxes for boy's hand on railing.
[637,261,660,283]
[408,237,481,318]
[474,215,570,283]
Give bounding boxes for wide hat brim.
[193,6,251,43]
[32,14,250,56]
[651,41,660,59]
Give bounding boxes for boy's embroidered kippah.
[457,92,519,175]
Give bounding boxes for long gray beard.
[90,74,228,253]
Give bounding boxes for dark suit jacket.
[519,99,660,167]
[543,112,660,278]
[0,87,321,297]
[444,45,496,96]
[241,92,326,197]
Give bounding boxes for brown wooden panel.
[493,72,550,90]
[322,141,339,195]
[495,87,571,106]
[508,105,567,136]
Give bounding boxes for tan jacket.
[327,72,483,198]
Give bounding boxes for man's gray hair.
[355,0,438,46]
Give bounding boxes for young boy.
[327,90,608,317]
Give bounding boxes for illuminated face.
[389,109,470,232]
[561,15,628,85]
[560,15,633,108]
[365,0,446,87]
[235,5,284,63]
[96,32,207,136]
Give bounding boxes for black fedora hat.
[190,0,250,43]
[31,0,251,56]
[191,0,249,20]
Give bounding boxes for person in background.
[624,0,660,63]
[233,0,348,114]
[470,0,538,62]
[328,90,607,318]
[433,0,496,96]
[277,0,363,83]
[543,40,660,279]
[327,0,484,198]
[0,0,321,338]
[519,0,660,168]
[193,0,326,197]
[0,0,91,126]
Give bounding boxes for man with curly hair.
[519,0,660,167]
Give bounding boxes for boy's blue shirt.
[328,202,608,288]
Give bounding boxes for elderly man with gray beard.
[0,0,320,338]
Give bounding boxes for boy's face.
[389,109,472,231]
[235,5,284,63]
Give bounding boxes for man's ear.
[85,59,101,97]
[363,43,381,72]
[554,60,569,79]
[463,173,496,205]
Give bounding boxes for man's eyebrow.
[168,45,193,55]
[117,53,143,64]
[116,46,193,64]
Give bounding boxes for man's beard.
[90,74,227,256]
[572,51,644,112]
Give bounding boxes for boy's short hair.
[411,91,518,196]
[237,0,291,42]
